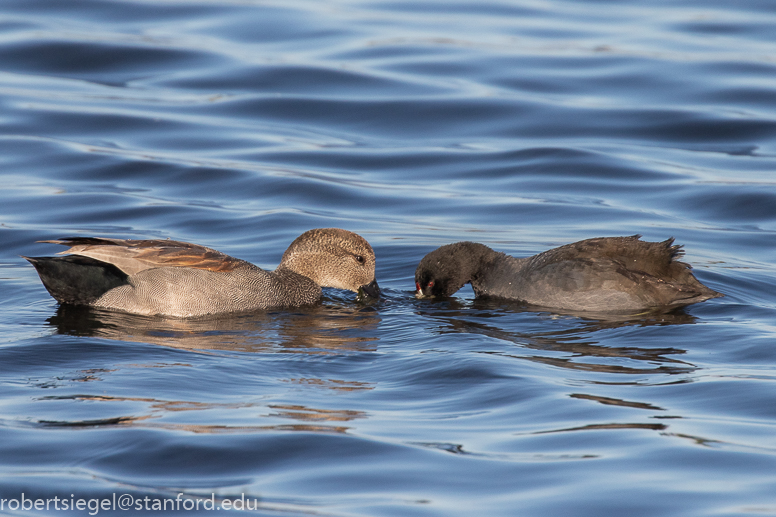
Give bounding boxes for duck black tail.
[23,255,128,306]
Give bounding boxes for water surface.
[1,0,776,515]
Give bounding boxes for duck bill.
[357,279,381,300]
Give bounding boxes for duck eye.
[355,255,365,264]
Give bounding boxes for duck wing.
[40,237,246,276]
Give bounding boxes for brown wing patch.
[40,238,243,274]
[133,242,242,272]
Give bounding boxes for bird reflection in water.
[41,302,379,434]
[47,303,380,354]
[415,297,700,378]
[413,297,704,439]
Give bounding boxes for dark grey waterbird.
[414,235,721,312]
[25,228,380,318]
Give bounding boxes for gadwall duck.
[25,228,380,318]
[415,235,721,312]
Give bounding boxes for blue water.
[1,0,776,515]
